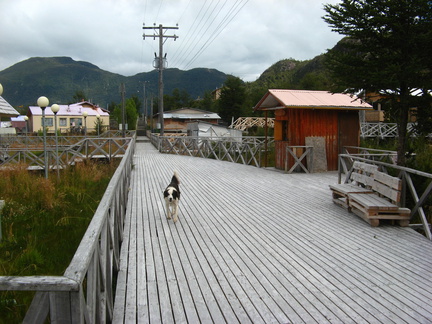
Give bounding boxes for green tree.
[323,0,432,165]
[130,95,142,116]
[163,88,193,110]
[71,90,88,103]
[113,98,138,130]
[125,98,138,130]
[194,90,217,112]
[218,76,247,124]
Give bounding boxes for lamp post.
[24,116,29,150]
[96,114,100,137]
[51,104,60,179]
[37,96,49,179]
[82,111,88,136]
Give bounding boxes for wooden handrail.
[338,152,432,240]
[149,133,275,168]
[0,135,136,323]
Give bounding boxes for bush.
[0,160,118,322]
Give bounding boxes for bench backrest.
[373,171,402,204]
[348,161,402,204]
[349,161,378,188]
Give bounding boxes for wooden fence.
[0,136,136,323]
[338,149,432,240]
[149,133,275,168]
[359,122,432,138]
[0,136,133,170]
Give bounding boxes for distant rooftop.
[0,96,19,117]
[28,101,109,117]
[254,89,373,110]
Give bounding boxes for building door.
[338,111,360,155]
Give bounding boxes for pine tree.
[323,0,432,165]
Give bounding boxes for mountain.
[253,54,334,91]
[0,57,228,107]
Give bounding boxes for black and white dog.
[163,171,181,222]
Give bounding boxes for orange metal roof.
[254,89,373,110]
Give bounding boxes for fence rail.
[150,133,274,168]
[360,122,432,138]
[0,136,135,323]
[0,137,133,170]
[338,149,432,240]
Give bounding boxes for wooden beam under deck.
[113,141,432,323]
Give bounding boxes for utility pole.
[143,81,149,127]
[143,24,178,136]
[120,83,126,138]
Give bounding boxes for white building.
[28,101,109,134]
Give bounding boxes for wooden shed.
[254,89,373,171]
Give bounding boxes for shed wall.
[274,109,359,171]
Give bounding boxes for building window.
[70,118,83,127]
[59,118,67,127]
[43,118,53,127]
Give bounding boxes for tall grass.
[0,160,119,322]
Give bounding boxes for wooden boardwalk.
[113,141,432,323]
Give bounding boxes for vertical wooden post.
[264,111,268,168]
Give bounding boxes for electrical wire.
[141,0,250,72]
[181,0,250,70]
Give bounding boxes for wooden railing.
[360,122,432,139]
[285,145,313,173]
[0,136,136,323]
[149,133,274,168]
[338,150,432,240]
[0,137,133,170]
[0,130,135,147]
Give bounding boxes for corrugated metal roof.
[164,112,220,119]
[0,96,19,117]
[255,89,373,110]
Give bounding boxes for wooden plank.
[111,168,134,324]
[348,193,399,211]
[135,161,148,322]
[23,292,49,324]
[111,141,432,324]
[350,172,374,186]
[329,183,374,196]
[374,171,402,190]
[355,161,378,174]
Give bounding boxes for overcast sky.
[0,0,343,82]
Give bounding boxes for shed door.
[338,111,360,154]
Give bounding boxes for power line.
[182,0,249,70]
[168,0,212,64]
[174,0,230,68]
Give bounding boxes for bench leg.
[369,219,380,227]
[399,220,410,227]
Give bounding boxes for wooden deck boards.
[113,141,432,323]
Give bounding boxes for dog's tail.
[172,170,180,184]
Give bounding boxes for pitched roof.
[162,107,220,120]
[254,89,373,111]
[0,96,19,117]
[28,102,109,117]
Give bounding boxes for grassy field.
[0,160,119,322]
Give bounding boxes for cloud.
[0,0,342,82]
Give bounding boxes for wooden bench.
[329,161,377,209]
[330,161,411,227]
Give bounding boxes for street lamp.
[96,113,100,136]
[0,83,3,96]
[37,96,49,179]
[82,111,88,136]
[24,116,29,149]
[51,104,60,179]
